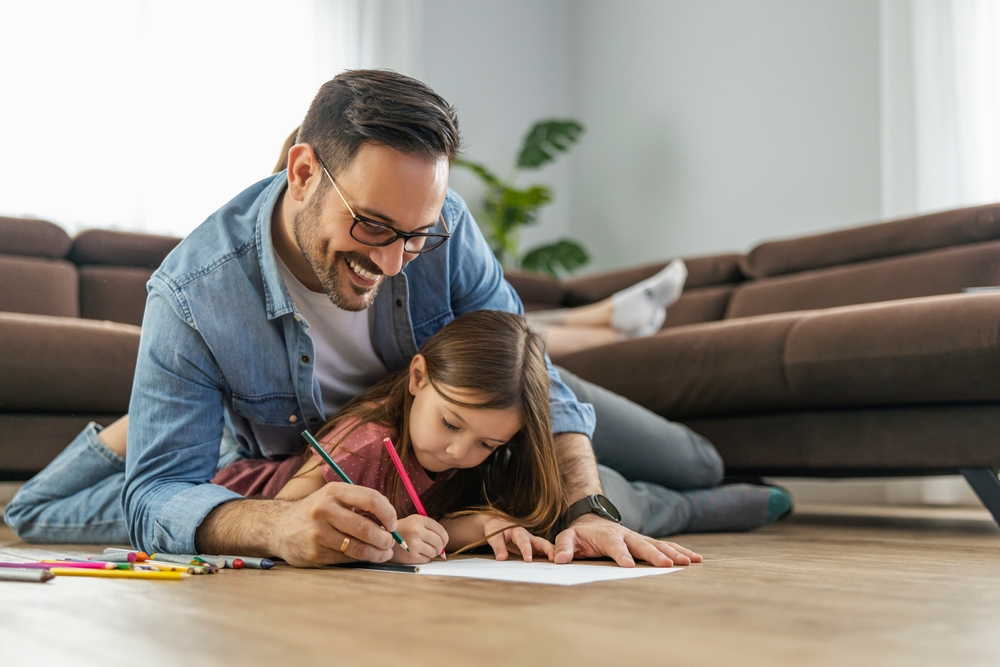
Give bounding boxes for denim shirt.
[122,172,596,554]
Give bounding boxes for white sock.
[610,259,687,336]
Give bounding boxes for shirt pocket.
[229,394,305,458]
[230,393,303,427]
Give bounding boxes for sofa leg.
[960,468,1000,527]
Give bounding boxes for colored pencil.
[199,554,252,569]
[302,430,410,552]
[150,553,223,569]
[216,555,273,569]
[103,548,148,562]
[62,558,133,570]
[48,568,190,580]
[382,436,447,560]
[85,554,135,564]
[1,561,110,570]
[141,561,205,574]
[336,561,420,573]
[38,560,118,570]
[0,568,53,583]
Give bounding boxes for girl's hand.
[389,515,449,564]
[483,517,555,563]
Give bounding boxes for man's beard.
[292,190,385,312]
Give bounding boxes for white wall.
[567,0,883,271]
[422,1,882,271]
[421,0,574,253]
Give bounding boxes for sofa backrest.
[70,229,181,325]
[0,217,181,327]
[727,204,1000,319]
[740,203,1000,279]
[506,253,747,330]
[0,216,78,318]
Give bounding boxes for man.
[10,71,730,566]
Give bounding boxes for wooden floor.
[2,504,999,667]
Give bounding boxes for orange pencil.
[382,437,446,560]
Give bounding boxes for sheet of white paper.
[410,558,683,586]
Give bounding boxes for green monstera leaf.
[454,119,590,274]
[454,158,503,189]
[520,239,590,277]
[517,120,585,170]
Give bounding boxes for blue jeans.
[5,371,723,543]
[4,422,246,544]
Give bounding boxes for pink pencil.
[0,561,113,570]
[382,437,446,560]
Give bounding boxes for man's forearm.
[195,498,286,557]
[554,432,602,504]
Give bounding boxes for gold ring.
[339,537,351,553]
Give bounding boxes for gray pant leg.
[556,366,724,489]
[599,465,690,537]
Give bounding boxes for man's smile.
[345,256,382,288]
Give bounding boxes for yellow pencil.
[48,568,190,580]
[142,561,205,574]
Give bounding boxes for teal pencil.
[302,431,410,552]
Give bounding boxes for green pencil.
[302,431,410,552]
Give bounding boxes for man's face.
[293,143,449,311]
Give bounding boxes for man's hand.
[389,515,449,564]
[553,514,702,568]
[197,482,399,568]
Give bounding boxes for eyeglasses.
[313,151,450,254]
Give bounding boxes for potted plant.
[456,119,589,277]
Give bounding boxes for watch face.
[595,495,622,522]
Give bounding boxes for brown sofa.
[0,216,179,478]
[2,206,1000,523]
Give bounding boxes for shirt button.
[293,315,301,322]
[301,354,310,363]
[395,299,403,307]
[288,415,298,423]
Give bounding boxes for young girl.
[211,309,567,563]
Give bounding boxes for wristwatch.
[564,494,622,527]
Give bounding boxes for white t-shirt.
[274,253,388,416]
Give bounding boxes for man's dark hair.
[297,69,461,179]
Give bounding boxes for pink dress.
[210,419,436,516]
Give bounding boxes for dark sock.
[767,487,793,524]
[682,484,793,533]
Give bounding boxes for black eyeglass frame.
[313,150,451,254]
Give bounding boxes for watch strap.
[563,494,622,528]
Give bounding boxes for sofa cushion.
[79,265,154,326]
[504,270,567,310]
[70,228,181,268]
[662,285,733,330]
[556,311,801,419]
[563,254,744,306]
[0,312,140,413]
[0,216,72,259]
[741,202,1000,279]
[682,404,1000,475]
[0,255,79,318]
[0,414,122,480]
[555,292,1000,419]
[725,240,1000,319]
[784,293,1000,408]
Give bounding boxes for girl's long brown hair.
[307,310,567,542]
